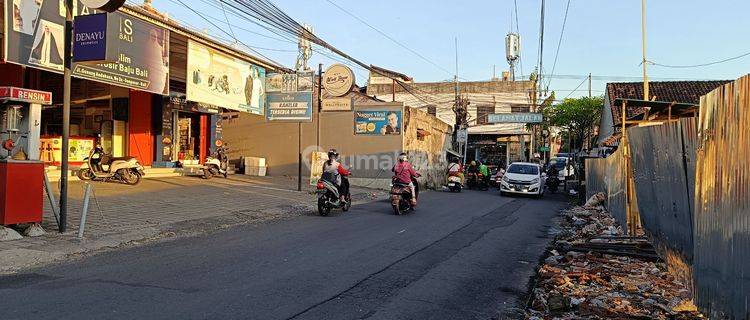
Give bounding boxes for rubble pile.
[526,204,703,320]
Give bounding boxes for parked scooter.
[316,174,351,216]
[78,142,145,185]
[202,144,229,179]
[390,178,419,215]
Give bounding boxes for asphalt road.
[0,189,567,320]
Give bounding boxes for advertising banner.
[186,40,266,114]
[4,1,170,95]
[321,97,352,111]
[354,110,402,135]
[266,72,313,93]
[487,113,543,123]
[266,92,313,121]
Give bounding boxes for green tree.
[543,96,603,152]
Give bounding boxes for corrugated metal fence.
[628,118,696,261]
[585,75,750,319]
[693,76,750,320]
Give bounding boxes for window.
[476,105,495,125]
[511,104,530,113]
[426,105,437,116]
[507,164,540,175]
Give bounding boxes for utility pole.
[641,0,649,101]
[588,73,592,98]
[317,63,322,149]
[59,0,74,233]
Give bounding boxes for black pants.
[338,177,350,198]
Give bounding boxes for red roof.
[608,80,730,126]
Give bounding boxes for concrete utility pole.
[588,73,592,98]
[641,0,649,101]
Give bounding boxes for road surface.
[0,189,567,320]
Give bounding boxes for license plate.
[448,182,457,187]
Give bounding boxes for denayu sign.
[488,113,543,123]
[73,13,109,62]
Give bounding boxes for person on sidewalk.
[321,149,350,204]
[392,153,421,206]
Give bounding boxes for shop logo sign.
[323,64,355,97]
[73,13,108,62]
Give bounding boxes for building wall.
[403,107,452,189]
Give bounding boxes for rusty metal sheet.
[605,148,627,227]
[694,76,750,320]
[585,158,607,200]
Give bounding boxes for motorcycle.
[77,143,145,185]
[447,175,462,192]
[476,173,489,191]
[316,175,351,216]
[390,178,419,215]
[202,144,229,179]
[466,172,479,190]
[546,172,560,193]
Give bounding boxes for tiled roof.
[607,80,731,105]
[608,80,731,127]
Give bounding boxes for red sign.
[0,87,53,105]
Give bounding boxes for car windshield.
[550,159,567,170]
[507,164,539,175]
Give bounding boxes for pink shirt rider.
[392,162,418,184]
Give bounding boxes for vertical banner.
[354,110,402,135]
[186,40,266,114]
[309,151,328,185]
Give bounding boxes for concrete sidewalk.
[0,175,386,274]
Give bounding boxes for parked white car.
[500,162,545,198]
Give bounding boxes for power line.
[324,0,453,76]
[563,77,588,100]
[546,0,571,89]
[649,50,750,68]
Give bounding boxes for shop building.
[0,1,280,177]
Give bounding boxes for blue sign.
[354,110,402,135]
[487,113,543,123]
[73,13,108,62]
[266,92,313,121]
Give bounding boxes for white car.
[500,162,545,198]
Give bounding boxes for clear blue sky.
[151,0,750,98]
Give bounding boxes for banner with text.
[266,92,313,121]
[354,110,402,135]
[186,40,266,114]
[4,1,170,94]
[487,113,543,123]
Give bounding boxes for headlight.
[502,175,509,182]
[531,178,540,184]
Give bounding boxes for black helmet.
[328,149,339,159]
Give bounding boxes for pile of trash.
[526,194,703,319]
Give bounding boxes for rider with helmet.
[321,149,350,204]
[392,153,421,206]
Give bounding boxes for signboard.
[266,92,313,121]
[487,113,543,123]
[4,1,170,94]
[266,72,313,93]
[323,64,355,97]
[456,128,468,143]
[309,151,328,185]
[80,0,125,12]
[539,146,551,152]
[72,13,108,62]
[354,110,402,135]
[0,87,53,104]
[321,97,352,111]
[187,40,266,114]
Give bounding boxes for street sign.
[488,113,543,123]
[456,129,468,143]
[539,146,551,152]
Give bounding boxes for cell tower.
[505,32,520,81]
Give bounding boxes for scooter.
[447,175,462,192]
[546,173,560,193]
[202,144,229,179]
[78,143,145,185]
[390,178,419,215]
[316,175,351,216]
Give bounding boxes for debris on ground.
[526,205,704,320]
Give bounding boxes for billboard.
[4,1,170,95]
[266,92,313,121]
[354,110,402,135]
[186,40,266,114]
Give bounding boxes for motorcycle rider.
[321,149,350,204]
[478,160,490,186]
[392,153,421,206]
[447,156,463,184]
